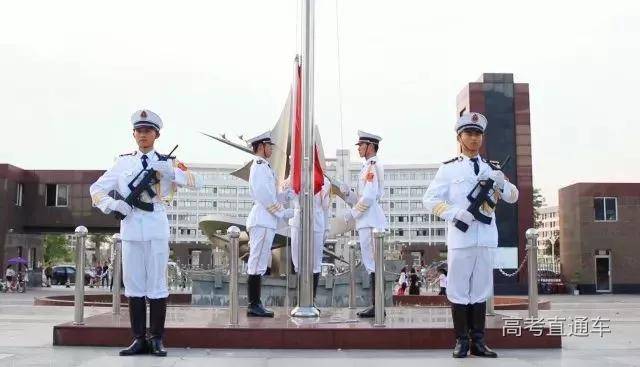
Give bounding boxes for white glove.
[110,200,132,217]
[284,187,296,201]
[343,210,354,222]
[149,161,175,179]
[489,170,506,189]
[339,183,351,195]
[282,208,295,220]
[454,209,474,225]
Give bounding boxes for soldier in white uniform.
[90,110,201,357]
[339,131,387,318]
[245,131,294,317]
[423,112,519,358]
[283,176,331,300]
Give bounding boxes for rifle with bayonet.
[115,145,179,220]
[454,155,511,232]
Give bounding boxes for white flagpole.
[291,0,318,318]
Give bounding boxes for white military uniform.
[344,155,387,273]
[423,114,519,305]
[286,177,331,274]
[90,112,201,299]
[246,155,289,275]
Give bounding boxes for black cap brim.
[458,127,484,134]
[133,122,160,131]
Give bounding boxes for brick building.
[559,183,640,293]
[0,164,118,268]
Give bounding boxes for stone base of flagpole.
[290,306,320,318]
[53,306,561,349]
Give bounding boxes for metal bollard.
[227,226,240,326]
[111,233,122,315]
[73,226,88,325]
[373,229,386,327]
[486,295,495,316]
[348,241,357,309]
[525,228,539,318]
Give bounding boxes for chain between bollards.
[111,233,122,315]
[73,226,88,325]
[227,226,240,327]
[373,229,386,327]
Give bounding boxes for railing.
[373,229,387,327]
[111,233,122,315]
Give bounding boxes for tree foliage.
[533,188,545,228]
[89,233,110,264]
[44,235,73,265]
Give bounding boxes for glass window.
[46,184,56,206]
[15,183,23,206]
[46,184,69,207]
[594,197,617,221]
[605,198,617,220]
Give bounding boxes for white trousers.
[247,226,275,275]
[291,228,324,274]
[446,246,494,305]
[122,240,169,299]
[358,228,376,274]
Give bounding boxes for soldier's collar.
[365,155,378,164]
[460,154,480,162]
[136,149,156,158]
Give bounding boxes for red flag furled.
[292,64,324,195]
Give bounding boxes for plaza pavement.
[1,286,639,366]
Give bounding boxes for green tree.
[542,232,560,258]
[89,233,110,265]
[44,235,72,265]
[533,188,545,228]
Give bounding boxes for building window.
[15,183,23,206]
[46,184,69,207]
[411,252,421,267]
[594,197,617,221]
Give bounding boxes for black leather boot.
[313,272,322,313]
[451,303,470,358]
[148,298,168,357]
[247,275,274,317]
[469,302,498,358]
[119,297,149,356]
[313,273,320,299]
[357,273,376,318]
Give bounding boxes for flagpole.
[291,0,318,318]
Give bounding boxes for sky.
[1,0,639,205]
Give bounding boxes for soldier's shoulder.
[482,158,501,170]
[442,156,461,165]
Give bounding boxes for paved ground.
[1,287,640,366]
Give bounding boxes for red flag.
[313,145,324,194]
[292,65,303,194]
[292,64,324,195]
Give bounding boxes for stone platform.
[393,295,552,310]
[53,306,561,349]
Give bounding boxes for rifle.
[114,145,179,220]
[454,155,511,232]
